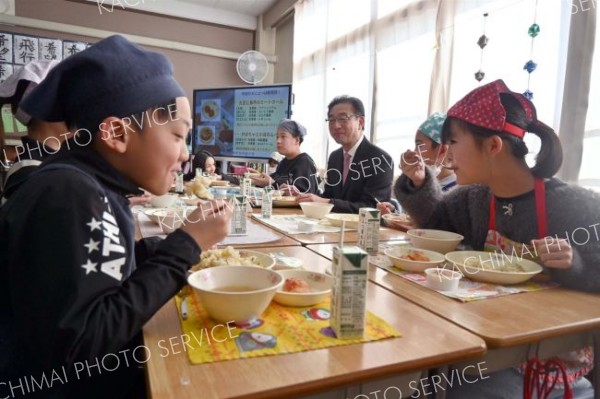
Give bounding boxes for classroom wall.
[0,0,296,166]
[11,0,257,101]
[274,14,294,84]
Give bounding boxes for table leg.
[594,331,600,399]
[430,366,448,399]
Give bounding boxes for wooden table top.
[143,246,486,399]
[307,243,600,348]
[225,217,300,248]
[134,210,300,247]
[252,207,409,245]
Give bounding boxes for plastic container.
[424,268,462,291]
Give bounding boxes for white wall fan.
[236,50,269,85]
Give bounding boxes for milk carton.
[240,177,252,198]
[358,207,380,254]
[330,245,368,339]
[230,195,247,235]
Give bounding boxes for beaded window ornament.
[524,0,540,100]
[475,13,489,83]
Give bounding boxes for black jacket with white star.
[0,141,200,398]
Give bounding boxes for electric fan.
[236,50,269,85]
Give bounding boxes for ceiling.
[86,0,280,30]
[179,0,280,17]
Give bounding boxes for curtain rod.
[0,14,277,63]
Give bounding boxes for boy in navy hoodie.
[0,35,231,398]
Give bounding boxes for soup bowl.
[407,229,464,254]
[187,266,283,323]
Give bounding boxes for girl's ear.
[96,116,133,154]
[487,135,504,156]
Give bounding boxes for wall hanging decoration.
[474,12,489,83]
[523,0,540,100]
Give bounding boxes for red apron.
[484,179,592,395]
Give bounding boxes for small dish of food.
[210,180,229,187]
[381,213,415,230]
[325,213,360,229]
[273,270,334,307]
[272,196,299,207]
[384,247,446,272]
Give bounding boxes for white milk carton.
[230,195,247,235]
[330,245,368,339]
[358,207,380,254]
[240,178,252,198]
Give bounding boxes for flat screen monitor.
[192,84,292,160]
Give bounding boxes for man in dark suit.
[298,95,394,213]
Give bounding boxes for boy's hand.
[297,193,328,203]
[251,173,273,187]
[280,184,301,196]
[376,202,395,215]
[180,199,232,251]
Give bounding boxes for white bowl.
[385,247,446,272]
[142,208,186,234]
[407,229,464,254]
[325,213,360,229]
[424,268,462,291]
[212,187,230,198]
[445,251,544,285]
[150,194,178,208]
[300,203,334,219]
[188,266,283,323]
[181,196,202,206]
[273,270,334,307]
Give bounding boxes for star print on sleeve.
[87,217,102,232]
[81,259,98,275]
[83,238,100,253]
[80,199,127,282]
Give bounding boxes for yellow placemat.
[176,294,400,364]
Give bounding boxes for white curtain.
[292,0,598,187]
[574,4,599,189]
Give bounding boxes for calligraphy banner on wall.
[0,31,92,83]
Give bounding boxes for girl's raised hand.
[400,149,426,187]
